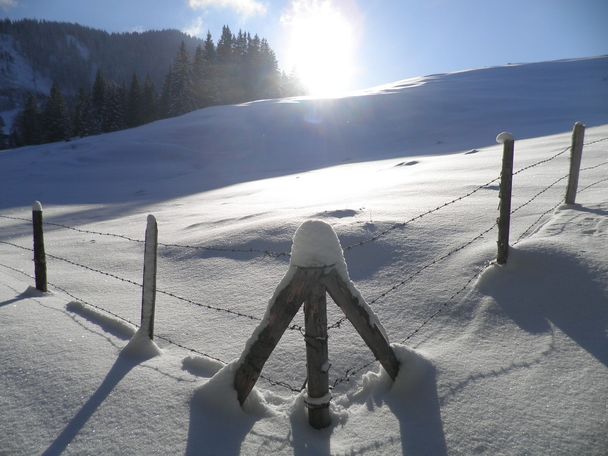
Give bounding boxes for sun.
[282,2,357,97]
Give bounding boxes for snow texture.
[1,56,607,455]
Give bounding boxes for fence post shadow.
[185,393,257,456]
[41,354,142,456]
[289,403,331,456]
[479,247,608,368]
[386,364,448,456]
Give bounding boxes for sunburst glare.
[282,1,357,97]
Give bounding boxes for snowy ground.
[1,57,607,455]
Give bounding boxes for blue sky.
[1,0,607,90]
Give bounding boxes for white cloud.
[188,0,267,17]
[0,0,17,11]
[183,17,205,38]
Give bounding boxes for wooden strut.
[233,265,400,429]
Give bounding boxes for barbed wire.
[579,176,608,193]
[0,260,141,328]
[328,222,497,330]
[0,214,30,224]
[0,214,291,259]
[583,137,608,147]
[0,238,303,330]
[327,140,608,388]
[158,240,291,259]
[580,161,608,172]
[0,259,301,393]
[512,145,570,176]
[331,260,493,388]
[510,136,607,178]
[0,261,35,280]
[47,251,144,287]
[50,279,139,327]
[1,238,144,290]
[510,174,569,215]
[343,175,501,252]
[514,200,563,244]
[2,135,606,397]
[0,239,34,253]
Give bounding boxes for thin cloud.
[0,0,17,11]
[183,17,205,38]
[188,0,267,17]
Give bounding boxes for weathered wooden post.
[140,215,158,339]
[304,281,331,429]
[32,201,47,292]
[496,132,514,265]
[565,122,586,205]
[233,220,400,430]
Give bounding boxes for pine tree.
[43,81,70,142]
[0,115,7,149]
[126,72,143,127]
[203,31,216,63]
[102,82,126,132]
[234,30,247,63]
[141,75,158,124]
[91,69,106,133]
[192,44,206,108]
[92,69,106,111]
[258,38,280,98]
[217,25,234,63]
[72,88,96,136]
[168,42,196,116]
[159,70,172,118]
[20,92,42,145]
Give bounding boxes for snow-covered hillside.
[1,57,607,455]
[0,34,53,129]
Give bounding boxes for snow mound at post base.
[192,360,273,417]
[341,344,431,403]
[120,328,161,359]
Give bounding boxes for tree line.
[6,25,303,148]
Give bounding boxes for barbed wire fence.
[0,129,606,395]
[327,133,608,388]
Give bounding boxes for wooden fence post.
[565,122,586,205]
[234,220,400,430]
[32,201,47,292]
[140,215,158,339]
[304,281,331,429]
[496,132,514,265]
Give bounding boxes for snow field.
[1,57,607,454]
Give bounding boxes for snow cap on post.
[496,131,514,144]
[290,220,348,276]
[32,201,42,212]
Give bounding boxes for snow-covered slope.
[0,34,53,130]
[1,56,607,207]
[0,57,607,455]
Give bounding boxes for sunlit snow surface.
[0,57,607,455]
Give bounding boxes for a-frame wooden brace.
[233,264,400,429]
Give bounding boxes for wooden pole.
[322,269,400,380]
[565,122,586,205]
[32,201,47,292]
[496,133,514,265]
[304,281,331,429]
[140,215,158,339]
[234,267,322,405]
